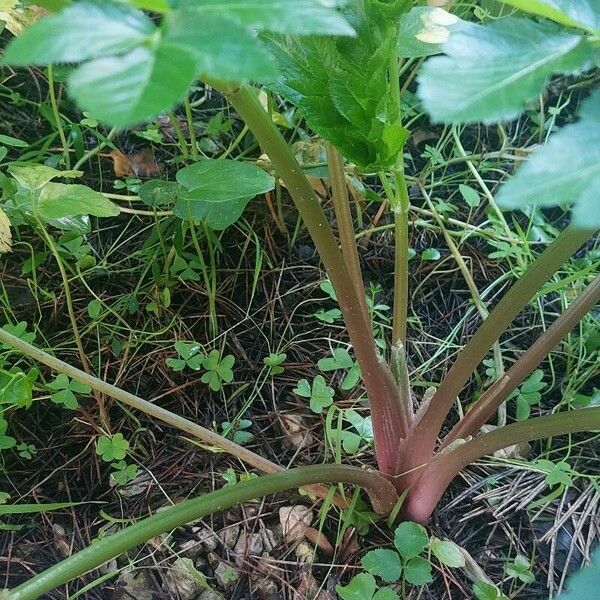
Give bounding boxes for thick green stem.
[325,142,369,326]
[404,407,600,523]
[6,465,398,600]
[443,272,600,446]
[401,226,595,476]
[216,83,405,473]
[388,53,410,346]
[392,167,410,346]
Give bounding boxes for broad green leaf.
[183,0,354,35]
[164,9,278,81]
[418,17,591,123]
[125,0,170,12]
[5,1,154,66]
[37,184,120,218]
[403,556,433,586]
[394,521,429,559]
[8,165,82,191]
[69,43,198,127]
[336,573,377,600]
[497,1,600,33]
[22,1,71,10]
[559,547,600,599]
[496,89,600,228]
[373,590,400,600]
[174,159,274,228]
[361,549,402,583]
[398,7,464,58]
[138,180,180,207]
[430,538,465,568]
[267,1,410,170]
[473,581,509,600]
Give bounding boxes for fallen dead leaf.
[279,505,313,542]
[108,148,161,178]
[279,412,313,449]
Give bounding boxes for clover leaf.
[293,375,334,414]
[201,350,234,391]
[48,373,91,409]
[96,433,129,462]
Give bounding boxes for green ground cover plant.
[0,1,599,598]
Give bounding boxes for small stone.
[162,557,207,599]
[219,524,240,549]
[214,561,240,589]
[233,532,263,565]
[114,569,153,600]
[279,506,313,542]
[191,527,219,551]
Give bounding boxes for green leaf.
[373,589,400,600]
[0,500,86,516]
[201,350,235,391]
[421,248,440,261]
[404,556,433,586]
[174,159,274,229]
[459,184,480,208]
[0,134,28,148]
[47,374,69,391]
[164,9,278,82]
[174,341,202,361]
[5,1,154,66]
[505,555,535,584]
[293,375,334,413]
[361,549,402,583]
[184,0,354,35]
[1,322,36,346]
[418,17,591,124]
[473,581,509,600]
[9,164,82,191]
[126,0,170,12]
[336,573,377,600]
[397,7,464,58]
[96,433,129,462]
[496,89,600,229]
[497,1,600,33]
[50,388,79,410]
[394,521,429,560]
[138,180,180,207]
[317,348,354,372]
[430,538,465,568]
[559,547,600,600]
[69,43,198,127]
[267,2,410,170]
[37,183,120,219]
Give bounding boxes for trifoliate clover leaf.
[96,433,129,462]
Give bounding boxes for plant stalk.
[404,407,600,523]
[215,83,406,471]
[325,141,369,326]
[401,225,595,476]
[6,465,398,600]
[442,272,600,446]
